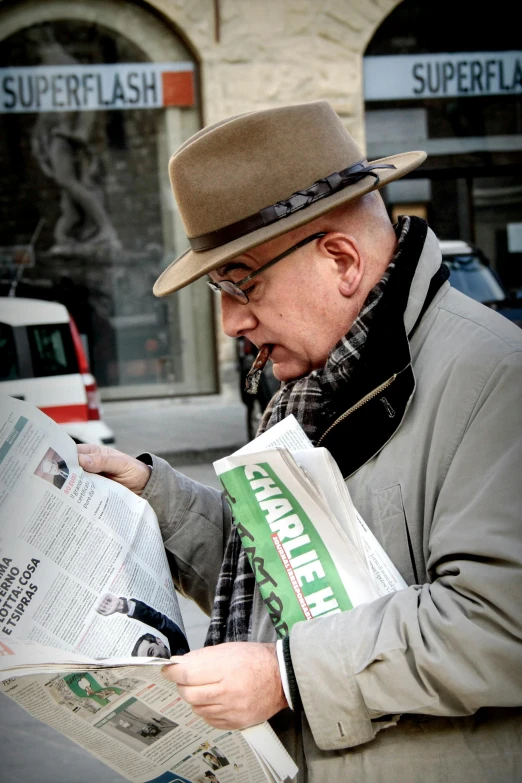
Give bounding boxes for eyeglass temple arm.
[237,232,327,286]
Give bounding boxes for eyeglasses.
[207,232,326,304]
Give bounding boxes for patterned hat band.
[188,160,397,252]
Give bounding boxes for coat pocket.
[373,484,418,586]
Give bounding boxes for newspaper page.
[235,415,313,456]
[0,395,187,661]
[0,656,271,783]
[0,395,297,783]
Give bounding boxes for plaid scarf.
[205,217,412,646]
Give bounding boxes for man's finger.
[191,703,226,720]
[78,452,134,476]
[162,659,222,687]
[176,683,223,706]
[191,706,242,730]
[77,444,103,455]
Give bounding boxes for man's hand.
[162,642,288,730]
[96,593,127,616]
[77,444,151,495]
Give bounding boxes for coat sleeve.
[289,351,522,751]
[140,456,232,616]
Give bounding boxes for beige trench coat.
[143,229,522,782]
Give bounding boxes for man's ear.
[322,233,365,297]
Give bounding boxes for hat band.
[188,160,396,252]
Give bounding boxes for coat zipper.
[317,373,398,445]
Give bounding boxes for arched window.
[0,1,216,398]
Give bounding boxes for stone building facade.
[1,0,520,399]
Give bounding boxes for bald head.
[285,191,397,288]
[211,190,399,381]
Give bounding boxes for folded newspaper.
[0,395,298,783]
[213,416,406,635]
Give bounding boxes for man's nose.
[220,294,258,337]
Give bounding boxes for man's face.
[209,231,356,382]
[136,637,170,659]
[142,725,160,737]
[43,460,59,475]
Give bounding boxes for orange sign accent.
[162,71,194,107]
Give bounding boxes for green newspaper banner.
[219,461,352,637]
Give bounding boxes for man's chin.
[272,360,309,383]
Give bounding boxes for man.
[202,749,228,769]
[139,724,162,739]
[95,593,189,657]
[41,455,69,489]
[79,101,522,782]
[202,752,221,771]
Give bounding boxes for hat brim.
[153,150,426,298]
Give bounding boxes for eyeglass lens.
[218,280,248,302]
[207,279,248,303]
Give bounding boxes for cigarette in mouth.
[245,344,272,395]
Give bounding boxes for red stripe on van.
[40,404,89,423]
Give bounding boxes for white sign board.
[0,62,195,113]
[364,51,522,101]
[507,223,522,253]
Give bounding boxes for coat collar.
[403,227,442,335]
[317,221,447,479]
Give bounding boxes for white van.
[0,297,115,445]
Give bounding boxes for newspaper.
[234,415,406,594]
[213,416,406,636]
[0,395,298,783]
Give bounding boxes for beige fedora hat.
[153,100,426,298]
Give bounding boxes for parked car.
[0,297,115,445]
[237,336,280,440]
[439,240,522,327]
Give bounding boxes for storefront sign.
[507,223,522,253]
[0,62,194,113]
[364,51,522,101]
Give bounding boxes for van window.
[0,323,20,381]
[27,324,78,377]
